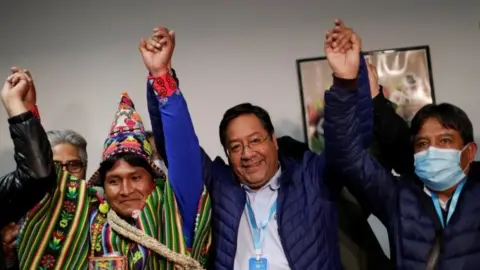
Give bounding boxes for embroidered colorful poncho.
[17,169,211,269]
[16,92,211,269]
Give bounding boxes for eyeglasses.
[227,135,269,156]
[54,160,85,173]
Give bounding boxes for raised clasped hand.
[324,19,361,80]
[10,67,36,110]
[1,71,31,104]
[139,26,175,76]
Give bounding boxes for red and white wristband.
[148,73,178,98]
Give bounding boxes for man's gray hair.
[47,130,88,163]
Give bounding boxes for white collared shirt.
[234,168,290,270]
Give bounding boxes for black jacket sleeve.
[277,136,310,161]
[371,87,414,175]
[279,87,413,176]
[0,111,56,228]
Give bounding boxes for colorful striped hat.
[89,92,165,186]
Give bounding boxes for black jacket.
[0,111,56,270]
[370,87,413,175]
[0,111,55,227]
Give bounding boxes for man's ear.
[467,142,478,162]
[272,132,278,150]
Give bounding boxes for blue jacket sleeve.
[146,69,181,167]
[146,79,204,248]
[357,53,374,148]
[147,83,168,167]
[323,77,397,225]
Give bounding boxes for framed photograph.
[296,45,435,153]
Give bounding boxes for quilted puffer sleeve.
[356,54,374,148]
[324,77,397,225]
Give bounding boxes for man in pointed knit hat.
[14,37,211,270]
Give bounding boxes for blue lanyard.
[430,180,466,228]
[245,197,277,260]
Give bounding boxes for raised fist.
[1,71,31,103]
[328,19,354,54]
[324,19,361,80]
[11,67,36,110]
[139,26,175,76]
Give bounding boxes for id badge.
[249,257,268,270]
[89,255,128,270]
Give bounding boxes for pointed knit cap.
[89,92,164,185]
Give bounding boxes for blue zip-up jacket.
[324,76,480,270]
[147,76,203,248]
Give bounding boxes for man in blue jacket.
[323,25,480,269]
[145,21,376,269]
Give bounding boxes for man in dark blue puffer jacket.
[324,26,480,270]
[145,20,376,269]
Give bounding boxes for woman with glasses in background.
[48,130,88,179]
[1,129,88,269]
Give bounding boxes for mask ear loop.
[460,143,470,153]
[460,143,472,174]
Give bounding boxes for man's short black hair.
[219,103,274,149]
[410,103,474,145]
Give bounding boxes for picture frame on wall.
[296,45,435,153]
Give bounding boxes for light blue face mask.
[414,146,469,191]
